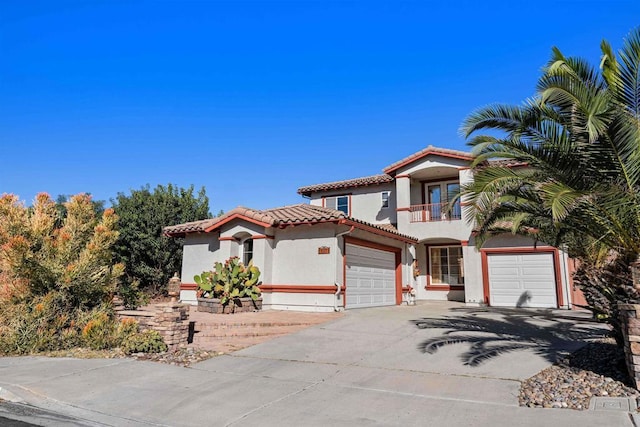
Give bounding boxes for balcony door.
[423,181,461,221]
[427,185,441,221]
[446,183,462,220]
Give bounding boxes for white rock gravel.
[519,338,639,410]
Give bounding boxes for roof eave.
[297,175,394,197]
[339,219,418,243]
[384,148,474,176]
[203,213,274,233]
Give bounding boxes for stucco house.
[165,145,579,312]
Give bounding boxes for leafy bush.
[0,297,119,355]
[0,193,124,355]
[117,318,140,340]
[118,280,149,310]
[81,311,118,350]
[0,193,123,308]
[122,330,167,354]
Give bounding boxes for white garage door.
[345,243,397,309]
[487,252,558,308]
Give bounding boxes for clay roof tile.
[297,174,394,196]
[164,203,416,242]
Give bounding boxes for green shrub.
[118,280,148,310]
[116,318,140,340]
[0,192,125,355]
[81,310,119,350]
[122,330,167,354]
[0,294,77,354]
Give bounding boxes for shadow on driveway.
[411,307,607,367]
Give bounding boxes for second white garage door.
[487,252,558,308]
[345,243,397,309]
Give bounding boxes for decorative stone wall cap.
[118,310,155,317]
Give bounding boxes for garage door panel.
[521,280,555,290]
[489,268,519,278]
[490,255,519,267]
[487,252,558,308]
[345,243,397,309]
[520,270,554,280]
[489,279,521,290]
[520,253,552,263]
[348,258,395,270]
[491,292,527,305]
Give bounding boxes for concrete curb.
[0,387,24,403]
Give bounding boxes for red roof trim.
[203,213,273,233]
[297,174,394,196]
[339,219,417,243]
[384,146,474,176]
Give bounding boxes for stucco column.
[458,168,474,223]
[252,237,274,284]
[462,238,484,306]
[396,175,411,233]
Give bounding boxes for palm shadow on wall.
[412,307,606,367]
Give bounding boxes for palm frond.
[616,28,640,118]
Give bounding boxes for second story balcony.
[396,173,473,241]
[409,202,461,223]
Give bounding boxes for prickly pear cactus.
[195,257,262,307]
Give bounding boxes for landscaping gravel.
[131,347,219,366]
[519,338,639,410]
[43,346,219,367]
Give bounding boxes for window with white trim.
[381,191,390,208]
[429,246,464,286]
[241,238,254,266]
[324,195,349,215]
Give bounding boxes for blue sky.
[1,1,638,213]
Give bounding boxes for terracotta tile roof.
[297,174,394,196]
[162,218,217,235]
[263,204,346,224]
[376,223,401,233]
[383,145,473,175]
[162,206,274,235]
[487,158,528,168]
[164,204,417,242]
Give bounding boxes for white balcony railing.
[409,203,462,223]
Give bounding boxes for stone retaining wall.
[619,303,640,389]
[115,302,190,351]
[197,297,262,314]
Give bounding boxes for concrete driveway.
[0,302,632,426]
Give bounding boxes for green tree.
[112,184,210,295]
[461,28,640,343]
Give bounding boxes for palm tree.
[461,28,640,344]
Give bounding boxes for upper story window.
[324,195,350,215]
[381,191,390,208]
[241,238,253,265]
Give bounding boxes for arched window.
[242,238,254,266]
